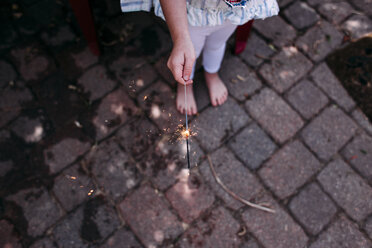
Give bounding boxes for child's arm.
[160,0,195,85]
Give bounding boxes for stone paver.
[289,182,337,235]
[165,172,215,223]
[259,139,322,199]
[284,1,319,29]
[239,32,276,68]
[0,220,22,248]
[342,14,372,39]
[77,65,117,101]
[240,239,260,248]
[119,185,183,247]
[301,105,358,161]
[259,46,313,93]
[245,88,304,144]
[352,108,372,136]
[311,63,356,112]
[11,115,45,143]
[199,147,265,210]
[365,216,372,240]
[53,163,96,212]
[253,16,297,47]
[341,133,372,182]
[318,158,372,221]
[349,0,372,15]
[285,79,329,119]
[228,122,277,170]
[85,138,141,201]
[242,193,308,248]
[6,187,63,237]
[30,237,57,248]
[310,214,371,248]
[44,138,91,174]
[91,87,138,140]
[192,97,250,151]
[220,55,262,101]
[100,228,142,248]
[314,1,354,24]
[178,206,241,248]
[296,21,343,62]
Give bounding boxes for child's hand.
[167,39,195,85]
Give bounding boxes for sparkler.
[184,83,191,169]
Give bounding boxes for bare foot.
[177,83,198,115]
[204,71,228,107]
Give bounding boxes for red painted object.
[234,19,254,55]
[69,0,100,56]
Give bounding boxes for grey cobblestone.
[310,214,372,248]
[311,63,355,112]
[245,88,304,144]
[100,228,142,248]
[317,158,372,221]
[259,139,322,199]
[316,1,354,24]
[285,79,329,119]
[365,216,372,240]
[348,0,372,15]
[352,108,372,136]
[296,21,343,62]
[228,122,277,170]
[289,182,337,235]
[301,105,358,161]
[284,1,319,29]
[11,115,45,143]
[30,237,57,248]
[259,46,313,93]
[341,133,372,182]
[199,147,265,210]
[342,14,372,39]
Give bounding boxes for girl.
[120,0,279,115]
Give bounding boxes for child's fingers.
[183,54,195,81]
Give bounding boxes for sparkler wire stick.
[184,82,191,169]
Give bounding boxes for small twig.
[207,155,276,213]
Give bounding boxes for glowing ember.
[182,129,190,139]
[88,189,94,196]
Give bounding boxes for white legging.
[188,19,238,79]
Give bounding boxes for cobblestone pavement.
[1,0,372,247]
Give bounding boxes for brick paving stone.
[259,139,322,199]
[0,60,17,88]
[242,193,308,248]
[301,105,358,161]
[220,55,262,101]
[77,65,117,101]
[253,16,296,48]
[91,87,138,140]
[0,220,22,248]
[311,63,355,112]
[137,80,185,132]
[10,43,55,82]
[178,206,241,248]
[259,46,313,93]
[284,1,319,29]
[352,108,372,136]
[100,228,142,248]
[11,115,45,143]
[44,137,91,174]
[365,216,372,240]
[85,138,141,201]
[316,1,354,24]
[342,14,372,39]
[54,197,120,247]
[165,172,215,223]
[317,158,372,221]
[119,185,183,247]
[228,122,277,170]
[41,25,76,47]
[199,146,265,210]
[239,32,276,68]
[30,237,57,248]
[6,187,63,237]
[53,163,96,212]
[349,0,372,15]
[309,214,372,248]
[295,21,343,62]
[245,88,304,144]
[285,79,329,119]
[192,97,250,151]
[289,182,337,235]
[0,86,33,128]
[0,160,13,177]
[341,133,372,181]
